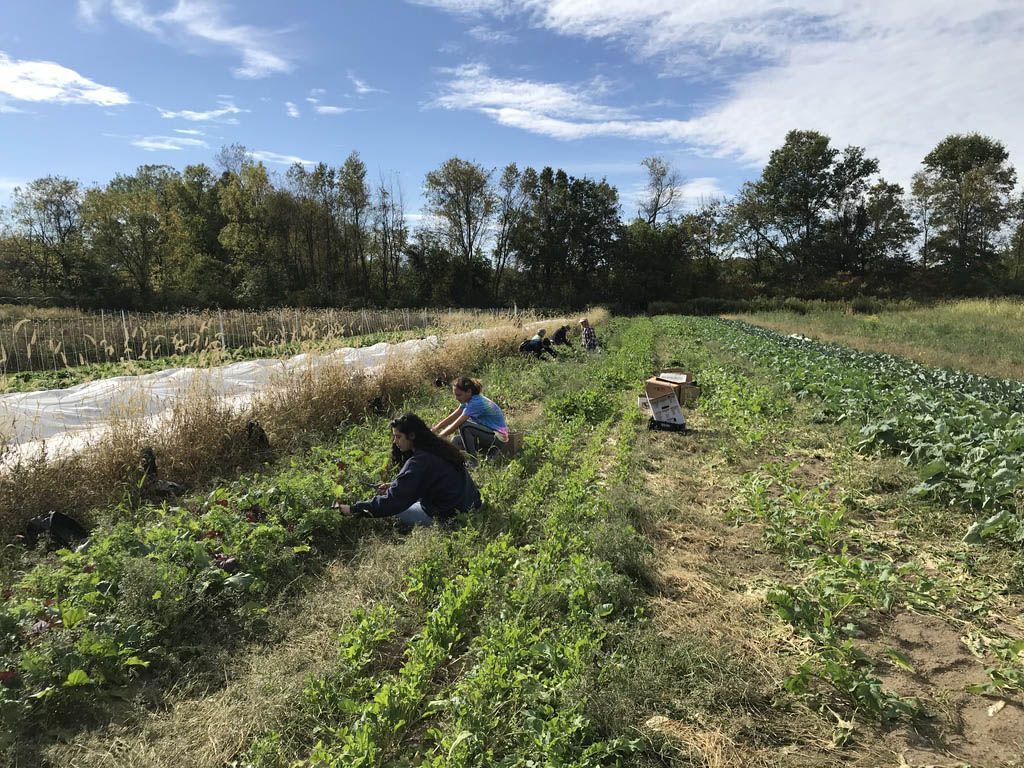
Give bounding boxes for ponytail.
[450,376,483,395]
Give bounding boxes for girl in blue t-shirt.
[433,376,509,458]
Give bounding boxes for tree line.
[2,131,1022,312]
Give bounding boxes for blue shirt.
[460,394,508,438]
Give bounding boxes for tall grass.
[0,310,608,538]
[729,298,1024,381]
[0,306,566,374]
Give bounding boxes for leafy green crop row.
[687,317,1024,543]
[655,316,1024,730]
[653,318,935,736]
[0,423,397,745]
[234,323,656,767]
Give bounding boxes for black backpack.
[24,512,88,549]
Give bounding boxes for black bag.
[24,512,88,549]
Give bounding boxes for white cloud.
[467,24,515,44]
[77,0,106,23]
[409,0,506,14]
[418,1,1024,186]
[0,51,130,106]
[158,98,245,122]
[248,150,315,167]
[285,100,299,117]
[132,135,209,151]
[434,63,632,122]
[348,73,388,95]
[173,128,204,135]
[86,0,293,78]
[314,105,350,115]
[309,88,326,96]
[680,177,727,203]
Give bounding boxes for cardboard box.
[658,369,693,385]
[677,384,702,405]
[500,431,524,456]
[648,393,686,425]
[644,377,680,401]
[638,394,652,413]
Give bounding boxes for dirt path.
[638,404,1024,768]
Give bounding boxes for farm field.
[729,298,1024,381]
[0,306,559,394]
[2,315,1023,767]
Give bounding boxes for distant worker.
[433,376,509,458]
[519,334,557,359]
[580,318,598,351]
[335,413,480,526]
[551,325,571,345]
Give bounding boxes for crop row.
[675,317,1024,543]
[0,419,397,747]
[0,317,651,764]
[233,323,657,766]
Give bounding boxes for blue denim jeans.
[397,501,434,526]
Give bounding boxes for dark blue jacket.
[351,449,480,522]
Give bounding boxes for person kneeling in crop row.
[335,413,481,527]
[433,376,508,459]
[519,329,558,359]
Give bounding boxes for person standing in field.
[433,376,509,458]
[580,318,598,351]
[335,413,480,526]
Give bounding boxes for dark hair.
[450,376,482,395]
[390,413,465,469]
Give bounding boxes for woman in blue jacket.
[336,413,481,526]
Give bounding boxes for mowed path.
[638,390,1024,767]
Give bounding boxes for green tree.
[424,157,494,299]
[491,163,529,299]
[83,166,177,305]
[918,133,1016,284]
[8,176,87,296]
[164,164,231,306]
[218,160,276,305]
[339,152,372,298]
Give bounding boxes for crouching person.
[335,413,480,526]
[434,376,508,459]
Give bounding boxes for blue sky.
[2,1,1022,219]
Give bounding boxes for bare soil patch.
[870,612,1024,767]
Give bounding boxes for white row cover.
[0,334,459,461]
